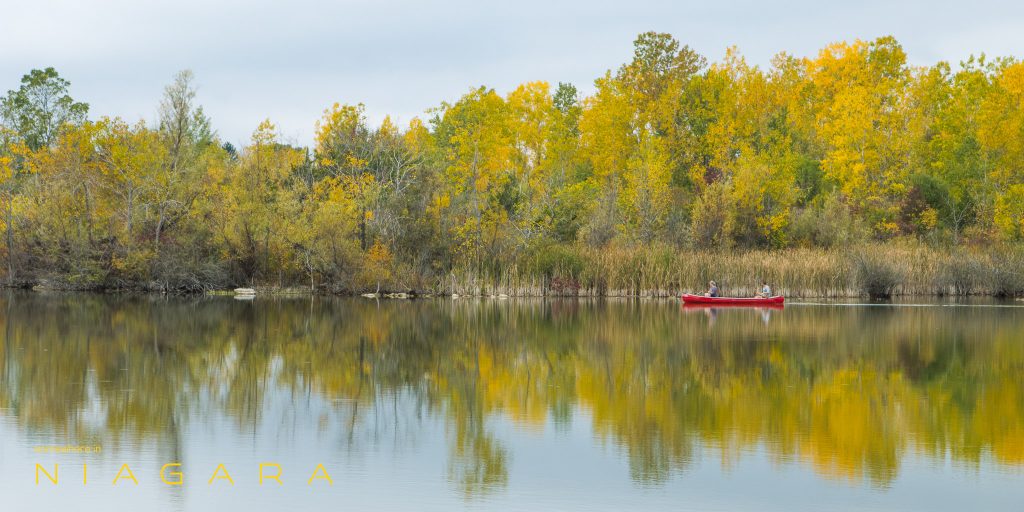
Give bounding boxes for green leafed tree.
[1,68,89,151]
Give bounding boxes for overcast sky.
[2,0,1023,147]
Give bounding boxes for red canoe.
[681,293,785,305]
[682,302,784,311]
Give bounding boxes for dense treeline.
[2,33,1024,293]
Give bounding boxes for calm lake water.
[1,293,1022,511]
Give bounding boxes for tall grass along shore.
[22,242,1021,300]
[441,243,1024,299]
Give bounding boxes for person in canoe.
[704,280,720,297]
[755,281,772,298]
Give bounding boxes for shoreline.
[8,285,1024,302]
[9,243,1024,300]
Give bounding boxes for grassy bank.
[440,243,1024,299]
[13,243,1024,299]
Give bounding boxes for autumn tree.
[579,32,706,247]
[216,120,303,282]
[979,61,1024,239]
[433,87,513,265]
[152,70,216,249]
[0,68,89,151]
[690,49,797,246]
[0,68,88,282]
[810,37,914,236]
[314,103,380,251]
[0,127,30,282]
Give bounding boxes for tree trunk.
[84,183,95,245]
[360,209,367,251]
[472,142,482,269]
[155,204,167,253]
[5,195,14,285]
[126,190,135,246]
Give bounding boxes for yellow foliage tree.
[810,38,913,235]
[217,120,304,282]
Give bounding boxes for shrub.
[532,244,583,278]
[531,244,584,295]
[788,193,867,248]
[689,181,736,250]
[852,251,902,299]
[985,250,1024,298]
[936,253,983,296]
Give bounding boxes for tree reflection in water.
[1,293,1022,496]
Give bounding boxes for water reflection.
[681,303,782,326]
[1,293,1022,500]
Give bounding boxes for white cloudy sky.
[2,0,1023,147]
